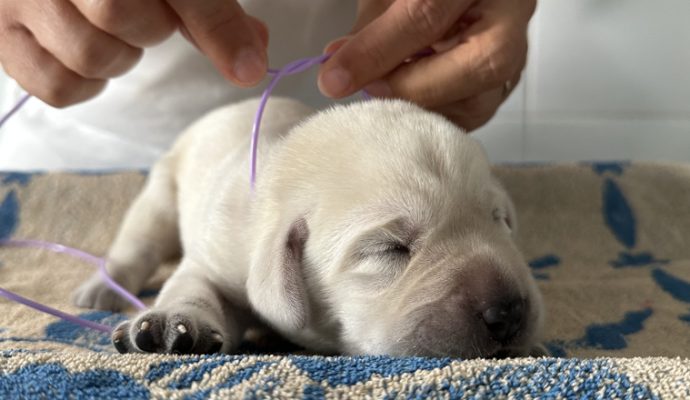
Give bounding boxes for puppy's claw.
[207,332,224,354]
[112,328,129,354]
[139,321,150,331]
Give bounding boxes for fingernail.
[323,37,349,55]
[234,47,266,84]
[319,67,351,97]
[364,80,392,98]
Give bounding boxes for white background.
[2,0,689,164]
[475,0,690,163]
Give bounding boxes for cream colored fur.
[73,97,543,357]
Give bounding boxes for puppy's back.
[162,97,315,248]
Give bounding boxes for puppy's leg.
[72,158,181,311]
[110,260,246,354]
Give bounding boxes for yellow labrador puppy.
[73,97,544,358]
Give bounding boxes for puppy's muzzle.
[409,256,533,358]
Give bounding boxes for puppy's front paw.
[72,272,132,312]
[112,309,226,354]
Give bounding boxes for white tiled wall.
[476,0,690,163]
[3,1,690,163]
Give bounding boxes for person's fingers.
[368,20,528,108]
[351,0,394,33]
[434,69,522,131]
[434,86,505,131]
[318,0,474,98]
[70,0,178,48]
[248,16,269,49]
[21,0,142,80]
[430,8,483,53]
[180,15,268,52]
[166,0,267,86]
[0,26,106,107]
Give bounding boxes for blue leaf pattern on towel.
[529,254,561,280]
[577,309,653,350]
[529,254,561,270]
[610,251,669,268]
[603,178,636,249]
[0,190,19,240]
[0,172,34,186]
[652,269,690,324]
[591,161,629,176]
[546,309,653,354]
[652,269,690,304]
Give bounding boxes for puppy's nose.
[481,299,524,343]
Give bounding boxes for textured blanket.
[1,163,689,398]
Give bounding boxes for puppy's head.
[247,100,543,358]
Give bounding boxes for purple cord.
[0,56,334,336]
[250,53,331,191]
[0,93,31,129]
[0,239,148,334]
[2,54,354,191]
[0,52,382,335]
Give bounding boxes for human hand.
[318,0,536,131]
[0,0,268,107]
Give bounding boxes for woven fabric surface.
[1,163,689,399]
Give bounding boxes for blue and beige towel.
[1,163,689,398]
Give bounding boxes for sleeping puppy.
[73,97,544,358]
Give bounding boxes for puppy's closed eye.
[373,242,411,259]
[352,239,413,280]
[385,243,411,256]
[358,241,411,261]
[353,241,412,285]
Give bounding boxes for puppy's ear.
[247,217,310,332]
